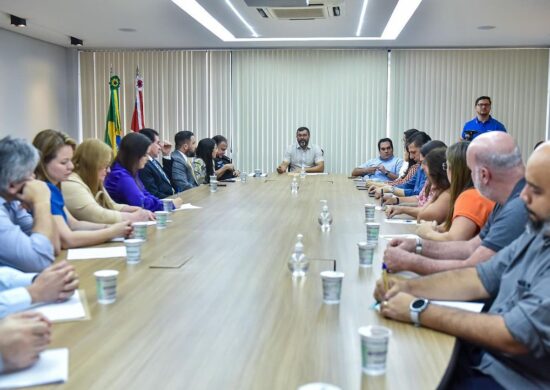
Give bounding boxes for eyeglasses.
[476,103,491,107]
[442,162,448,170]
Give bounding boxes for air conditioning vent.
[252,0,343,20]
[270,7,326,20]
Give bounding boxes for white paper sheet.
[67,246,126,260]
[432,301,484,313]
[109,237,125,242]
[384,218,418,225]
[173,203,202,211]
[143,221,157,226]
[306,172,328,176]
[380,234,419,240]
[27,291,86,322]
[373,300,484,313]
[0,348,69,388]
[248,173,267,177]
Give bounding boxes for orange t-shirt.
[452,188,495,232]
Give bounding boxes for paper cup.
[364,204,376,222]
[162,199,173,213]
[320,271,344,304]
[358,242,376,267]
[132,222,148,241]
[365,223,380,245]
[254,169,261,177]
[358,325,392,375]
[124,238,142,264]
[155,211,169,229]
[94,270,119,304]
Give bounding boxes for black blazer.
[138,159,175,199]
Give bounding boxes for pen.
[380,188,384,207]
[382,262,389,292]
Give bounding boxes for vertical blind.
[232,49,388,174]
[80,48,549,173]
[389,49,549,160]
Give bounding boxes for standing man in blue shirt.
[462,96,506,141]
[351,138,402,182]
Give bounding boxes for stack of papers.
[67,246,126,260]
[0,349,69,388]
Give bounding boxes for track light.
[70,36,83,46]
[10,15,26,27]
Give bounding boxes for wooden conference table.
[43,174,455,390]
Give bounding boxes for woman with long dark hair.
[417,141,495,241]
[192,138,217,184]
[104,133,183,211]
[385,146,451,223]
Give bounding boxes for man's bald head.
[466,132,524,203]
[521,142,550,225]
[467,132,522,171]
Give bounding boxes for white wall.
[0,28,79,141]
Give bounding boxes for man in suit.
[171,131,198,192]
[138,128,175,198]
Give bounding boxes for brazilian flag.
[104,75,122,153]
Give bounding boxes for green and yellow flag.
[104,75,122,153]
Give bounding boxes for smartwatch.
[415,237,423,254]
[410,298,430,326]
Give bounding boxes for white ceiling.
[0,0,549,49]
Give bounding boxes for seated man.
[170,131,198,192]
[138,128,175,198]
[213,135,240,181]
[374,141,550,388]
[383,132,528,275]
[351,138,402,181]
[276,127,324,174]
[0,312,51,373]
[372,132,431,198]
[0,261,79,318]
[0,137,57,273]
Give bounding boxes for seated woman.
[383,140,447,207]
[385,146,451,224]
[213,135,240,181]
[62,139,153,224]
[416,141,495,241]
[104,133,183,211]
[32,130,132,249]
[192,138,217,185]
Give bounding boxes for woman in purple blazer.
[104,133,183,212]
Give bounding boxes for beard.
[525,205,550,236]
[186,151,196,158]
[298,139,308,148]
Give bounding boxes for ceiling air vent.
[250,0,343,21]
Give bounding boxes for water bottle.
[291,177,299,194]
[300,163,306,179]
[288,234,308,277]
[318,200,333,232]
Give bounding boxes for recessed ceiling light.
[381,0,422,39]
[172,0,420,42]
[226,0,259,37]
[356,0,369,37]
[477,25,496,30]
[171,0,235,41]
[118,28,137,32]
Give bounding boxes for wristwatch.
[415,237,423,254]
[410,298,430,326]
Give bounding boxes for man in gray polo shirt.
[276,127,324,174]
[374,141,550,388]
[382,132,528,275]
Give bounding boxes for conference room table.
[41,174,455,390]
